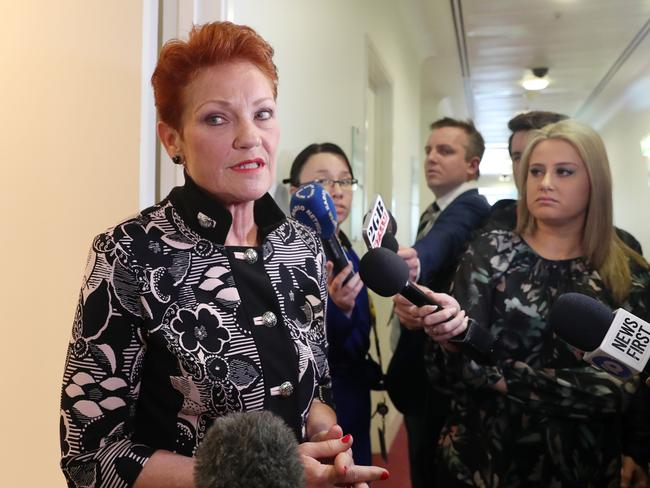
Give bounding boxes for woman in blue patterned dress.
[426,120,650,487]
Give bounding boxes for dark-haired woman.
[288,142,374,466]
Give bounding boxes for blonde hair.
[515,119,647,304]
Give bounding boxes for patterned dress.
[60,175,331,488]
[425,229,650,487]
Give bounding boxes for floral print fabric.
[426,229,650,487]
[60,186,330,488]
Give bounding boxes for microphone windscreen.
[381,232,399,252]
[194,411,305,488]
[289,183,337,239]
[549,292,612,351]
[359,247,409,297]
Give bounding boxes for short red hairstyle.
[151,21,278,131]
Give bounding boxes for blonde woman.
[427,119,650,487]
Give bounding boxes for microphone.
[381,232,399,252]
[362,194,395,250]
[550,292,650,379]
[359,247,499,364]
[194,411,305,488]
[290,183,353,282]
[359,247,433,306]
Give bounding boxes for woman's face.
[526,139,591,228]
[298,152,354,224]
[162,61,280,204]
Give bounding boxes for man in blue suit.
[387,117,490,488]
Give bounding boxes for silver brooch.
[197,212,216,229]
[244,248,258,264]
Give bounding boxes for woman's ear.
[157,121,182,159]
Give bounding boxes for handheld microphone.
[362,194,398,250]
[358,247,499,363]
[290,183,353,282]
[194,411,305,488]
[381,232,399,252]
[550,292,650,379]
[359,247,434,306]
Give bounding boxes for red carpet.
[371,421,411,487]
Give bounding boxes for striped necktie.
[415,202,441,242]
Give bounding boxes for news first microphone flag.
[584,308,650,379]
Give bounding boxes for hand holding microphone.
[359,247,468,343]
[290,183,354,285]
[393,290,468,341]
[326,261,363,316]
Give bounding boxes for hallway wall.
[596,70,650,255]
[0,2,144,486]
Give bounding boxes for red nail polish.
[381,471,390,480]
[341,434,351,443]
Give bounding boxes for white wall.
[599,103,650,255]
[0,2,144,485]
[585,52,650,256]
[231,0,422,246]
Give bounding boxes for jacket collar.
[167,172,287,244]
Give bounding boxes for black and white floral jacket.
[60,175,331,488]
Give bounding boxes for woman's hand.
[299,430,389,488]
[326,262,363,315]
[621,455,648,488]
[393,286,468,342]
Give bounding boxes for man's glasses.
[311,178,359,191]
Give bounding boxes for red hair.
[151,21,278,131]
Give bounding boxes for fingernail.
[381,471,390,480]
[343,466,348,475]
[341,434,351,443]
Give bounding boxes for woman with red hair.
[59,22,388,488]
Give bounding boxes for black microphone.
[381,232,399,252]
[358,247,499,364]
[194,411,305,488]
[290,183,353,283]
[550,293,650,379]
[359,247,433,306]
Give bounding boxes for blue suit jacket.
[413,188,491,291]
[385,187,490,415]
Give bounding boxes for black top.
[482,198,644,254]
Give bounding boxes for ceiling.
[412,0,650,151]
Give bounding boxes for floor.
[371,421,411,487]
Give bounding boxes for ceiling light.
[522,67,550,91]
